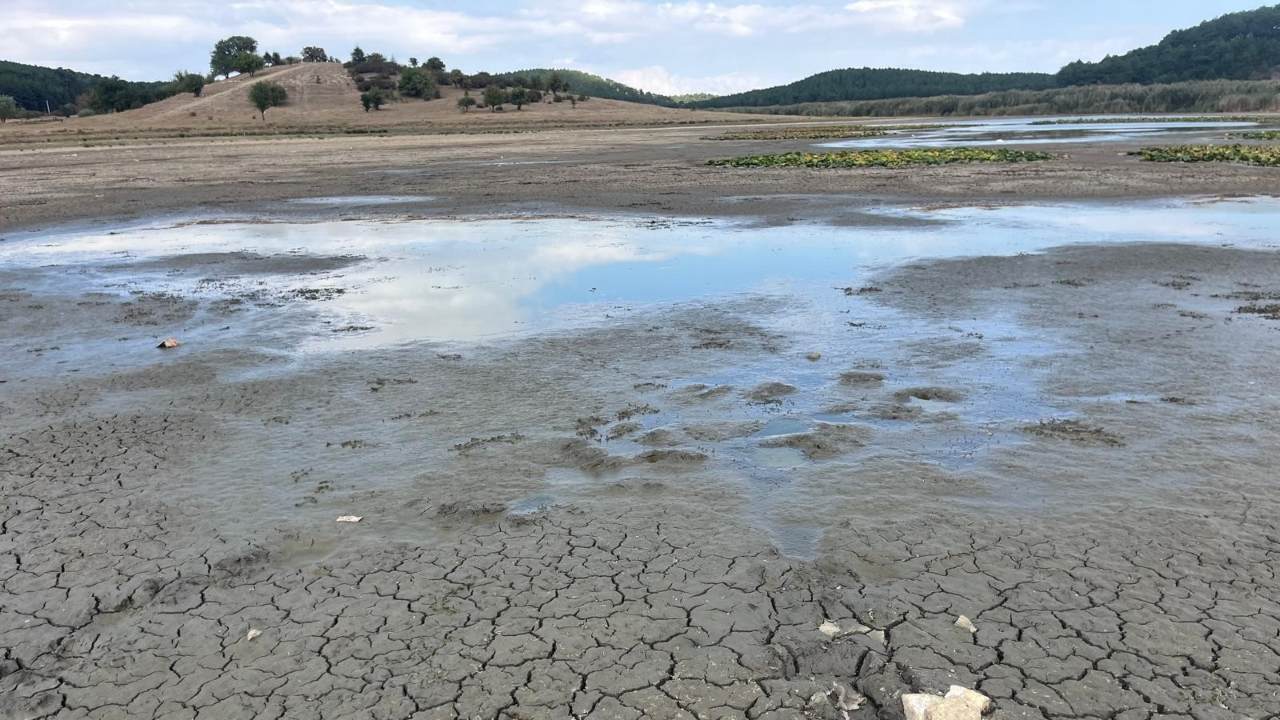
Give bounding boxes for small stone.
[955,615,977,633]
[806,352,822,362]
[157,338,181,349]
[246,628,262,641]
[818,620,842,638]
[336,515,363,523]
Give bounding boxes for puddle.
[823,116,1264,149]
[285,195,434,206]
[6,197,1280,557]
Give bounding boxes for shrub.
[361,89,387,112]
[172,71,205,97]
[483,85,505,111]
[457,95,477,113]
[398,67,439,99]
[248,81,287,120]
[0,95,18,123]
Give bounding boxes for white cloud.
[612,65,767,95]
[844,0,970,31]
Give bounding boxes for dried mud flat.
[5,209,1280,720]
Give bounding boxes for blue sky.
[5,1,1270,94]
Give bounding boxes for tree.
[425,57,446,73]
[211,36,258,78]
[361,89,386,111]
[457,94,477,113]
[248,81,287,120]
[409,57,419,67]
[398,67,438,99]
[509,87,528,110]
[271,52,283,66]
[526,89,543,104]
[302,46,328,63]
[233,52,266,77]
[350,46,367,65]
[548,71,564,95]
[449,69,465,87]
[0,95,18,123]
[483,85,504,111]
[172,71,205,97]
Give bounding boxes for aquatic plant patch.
[1133,145,1280,167]
[708,148,1053,169]
[1234,130,1280,140]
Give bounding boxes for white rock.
[818,620,842,638]
[903,693,943,720]
[246,628,262,641]
[336,515,363,523]
[955,615,977,633]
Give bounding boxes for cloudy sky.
[5,1,1268,95]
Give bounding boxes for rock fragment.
[336,515,363,523]
[955,615,977,633]
[157,337,181,349]
[902,685,991,720]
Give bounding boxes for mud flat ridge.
[5,198,1280,719]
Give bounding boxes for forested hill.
[689,69,1057,109]
[0,60,173,114]
[496,69,674,106]
[0,60,103,112]
[1057,4,1280,85]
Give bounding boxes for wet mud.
[4,207,1280,719]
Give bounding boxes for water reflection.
[824,116,1261,149]
[5,198,1280,350]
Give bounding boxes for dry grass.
[0,63,787,147]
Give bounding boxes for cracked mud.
[4,225,1280,720]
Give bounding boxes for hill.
[495,69,674,106]
[690,69,1056,109]
[0,62,776,143]
[1,60,105,112]
[1058,4,1280,85]
[0,59,172,114]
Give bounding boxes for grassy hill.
[1058,4,1280,85]
[690,69,1057,109]
[495,69,674,106]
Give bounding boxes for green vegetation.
[1236,130,1280,140]
[493,69,670,105]
[457,94,477,113]
[248,81,287,120]
[210,36,262,78]
[0,95,17,122]
[1132,144,1280,167]
[720,80,1280,118]
[361,89,387,112]
[1058,5,1280,86]
[172,72,205,97]
[483,85,505,111]
[0,60,177,115]
[690,69,1057,109]
[397,67,439,99]
[706,125,888,141]
[302,47,328,63]
[708,148,1053,169]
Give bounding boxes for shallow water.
[7,197,1280,558]
[823,116,1261,149]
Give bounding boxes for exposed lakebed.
[3,197,1279,556]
